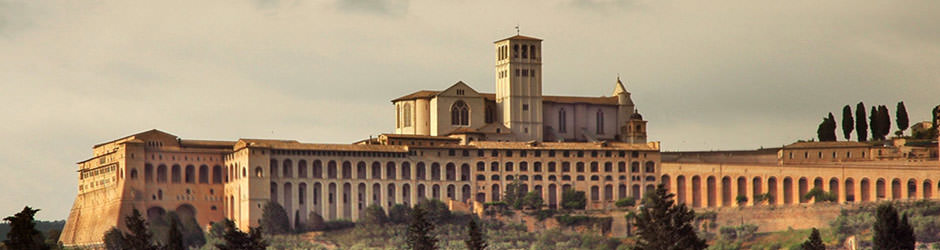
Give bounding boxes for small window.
[522,104,529,111]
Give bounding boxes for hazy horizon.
[1,0,937,220]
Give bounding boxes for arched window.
[403,103,412,127]
[558,108,567,133]
[596,109,605,134]
[451,101,469,126]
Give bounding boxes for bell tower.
[494,34,543,141]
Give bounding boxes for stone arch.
[283,159,293,178]
[845,178,855,202]
[283,182,293,225]
[312,160,322,179]
[829,177,840,201]
[721,176,732,206]
[327,161,337,179]
[446,184,455,200]
[357,183,366,215]
[145,164,154,183]
[171,164,181,183]
[328,183,337,220]
[752,177,763,205]
[632,184,641,200]
[767,177,778,204]
[313,182,322,214]
[146,206,166,222]
[370,183,382,206]
[548,184,558,207]
[661,175,671,192]
[907,179,917,199]
[385,162,396,180]
[417,162,427,180]
[387,183,396,207]
[343,183,352,219]
[736,176,746,205]
[357,162,367,179]
[924,180,933,199]
[876,178,886,200]
[798,177,809,203]
[130,168,139,180]
[676,175,687,205]
[591,185,600,201]
[298,183,308,223]
[342,161,352,179]
[860,178,871,202]
[402,184,411,206]
[783,177,793,204]
[212,165,222,184]
[460,164,470,181]
[891,178,902,200]
[372,162,382,179]
[691,176,701,208]
[813,177,823,191]
[491,184,500,201]
[431,163,441,180]
[462,184,471,201]
[432,184,441,200]
[401,162,411,180]
[604,184,613,201]
[198,165,209,183]
[298,160,308,178]
[417,184,427,201]
[270,159,279,179]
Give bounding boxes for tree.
[625,211,637,236]
[305,212,326,231]
[561,188,587,210]
[800,228,825,250]
[103,227,126,250]
[260,201,291,235]
[415,199,451,224]
[878,105,891,139]
[165,216,184,250]
[856,102,869,141]
[121,209,159,250]
[842,105,854,140]
[803,188,836,203]
[406,206,438,250]
[360,204,389,225]
[735,195,749,206]
[522,191,544,210]
[873,203,915,250]
[2,206,49,250]
[216,219,267,250]
[817,113,838,142]
[896,101,909,136]
[634,184,707,250]
[502,180,527,209]
[870,106,881,141]
[388,204,413,224]
[464,217,487,250]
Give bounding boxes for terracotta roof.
[237,139,408,152]
[447,128,484,135]
[179,139,236,148]
[394,91,616,106]
[380,134,461,140]
[469,141,659,151]
[494,35,543,43]
[783,141,874,149]
[391,90,440,102]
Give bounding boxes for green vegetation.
[873,203,915,250]
[214,219,267,250]
[803,188,837,203]
[615,196,636,208]
[842,105,854,140]
[561,189,587,210]
[260,201,291,234]
[817,112,837,142]
[464,217,487,250]
[406,206,438,250]
[800,228,825,250]
[3,206,50,250]
[896,101,909,136]
[856,102,868,141]
[635,184,707,250]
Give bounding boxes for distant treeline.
[816,101,939,142]
[0,220,65,240]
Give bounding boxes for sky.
[0,0,937,220]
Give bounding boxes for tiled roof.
[381,134,461,140]
[469,141,659,150]
[179,139,236,148]
[393,91,616,105]
[783,141,874,149]
[237,139,408,152]
[494,35,543,43]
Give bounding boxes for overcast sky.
[1,0,937,220]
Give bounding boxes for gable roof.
[783,141,874,149]
[494,35,543,43]
[93,129,178,148]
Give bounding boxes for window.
[403,103,412,127]
[558,108,567,133]
[513,44,518,58]
[522,69,528,77]
[596,110,605,134]
[522,104,528,111]
[530,45,537,59]
[521,45,528,58]
[451,101,469,126]
[515,69,520,76]
[531,69,536,77]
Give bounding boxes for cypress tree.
[216,219,267,250]
[634,184,707,250]
[165,217,184,250]
[856,102,868,141]
[465,218,487,250]
[2,206,49,250]
[406,206,438,250]
[123,209,158,250]
[870,106,881,141]
[103,228,127,250]
[898,213,916,250]
[878,105,891,139]
[842,105,854,140]
[873,203,915,250]
[260,201,291,235]
[800,228,825,250]
[896,102,909,135]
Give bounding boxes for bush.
[555,215,613,234]
[416,199,451,224]
[615,197,636,208]
[323,220,355,231]
[561,189,586,210]
[528,209,556,221]
[305,212,326,231]
[522,191,544,210]
[718,224,758,242]
[260,201,291,235]
[388,204,412,224]
[359,205,388,226]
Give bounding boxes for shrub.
[615,197,636,208]
[416,199,451,224]
[561,189,586,210]
[305,212,326,231]
[323,220,355,231]
[359,205,388,226]
[388,204,412,224]
[260,201,291,235]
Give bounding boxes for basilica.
[59,34,940,247]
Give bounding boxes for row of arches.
[663,174,938,208]
[269,181,473,227]
[475,174,629,182]
[140,164,223,184]
[266,159,657,181]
